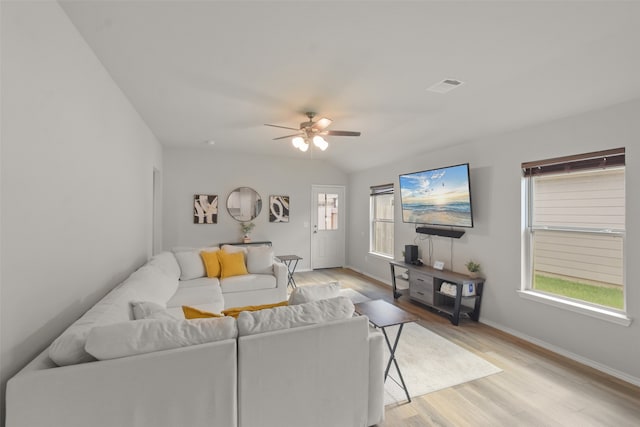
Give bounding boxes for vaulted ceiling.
[60,1,640,172]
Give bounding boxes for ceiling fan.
[264,112,361,152]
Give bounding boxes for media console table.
[389,260,485,326]
[218,241,272,247]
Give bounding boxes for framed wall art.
[269,195,289,223]
[194,194,218,224]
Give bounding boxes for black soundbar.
[416,227,465,239]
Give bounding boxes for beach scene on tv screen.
[400,164,472,227]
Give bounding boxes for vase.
[243,235,251,243]
[468,271,479,279]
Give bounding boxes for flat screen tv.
[399,163,473,228]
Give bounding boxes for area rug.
[335,289,502,404]
[382,322,502,405]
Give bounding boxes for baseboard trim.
[480,319,640,388]
[343,266,640,388]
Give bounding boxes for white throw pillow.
[288,282,341,305]
[174,249,210,280]
[131,300,164,319]
[130,301,177,321]
[145,311,180,321]
[220,245,247,255]
[246,246,274,274]
[237,296,354,336]
[85,317,238,360]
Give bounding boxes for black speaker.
[404,245,418,264]
[416,227,466,239]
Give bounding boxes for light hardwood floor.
[294,268,640,427]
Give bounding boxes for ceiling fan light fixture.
[313,135,329,151]
[266,112,359,153]
[315,117,333,129]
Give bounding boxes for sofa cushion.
[49,284,137,366]
[218,251,248,279]
[124,264,180,306]
[85,317,238,360]
[237,296,355,337]
[166,284,224,314]
[49,261,180,366]
[176,276,220,288]
[246,246,274,274]
[220,274,276,294]
[147,252,181,280]
[200,250,221,278]
[131,301,178,321]
[174,250,207,280]
[289,282,341,305]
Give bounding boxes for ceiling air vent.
[427,79,464,94]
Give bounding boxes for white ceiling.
[60,0,640,172]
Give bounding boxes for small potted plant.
[241,221,255,243]
[465,260,481,278]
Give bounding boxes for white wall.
[347,99,640,384]
[0,2,163,421]
[163,148,347,270]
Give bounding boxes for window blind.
[522,147,625,177]
[370,183,394,196]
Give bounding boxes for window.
[370,184,394,257]
[317,193,339,231]
[522,148,626,315]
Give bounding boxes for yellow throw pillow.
[218,250,248,279]
[200,250,221,278]
[222,300,289,318]
[182,305,223,319]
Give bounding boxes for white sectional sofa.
[6,248,385,427]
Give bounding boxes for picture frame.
[269,195,289,223]
[194,194,218,224]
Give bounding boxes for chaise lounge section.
[5,249,385,427]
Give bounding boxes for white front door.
[311,185,345,269]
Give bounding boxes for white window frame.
[369,184,394,258]
[520,148,631,326]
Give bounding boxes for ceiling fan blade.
[264,124,300,131]
[313,117,333,130]
[325,130,361,137]
[272,133,303,140]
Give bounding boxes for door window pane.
[318,193,338,231]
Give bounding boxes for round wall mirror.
[226,187,262,222]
